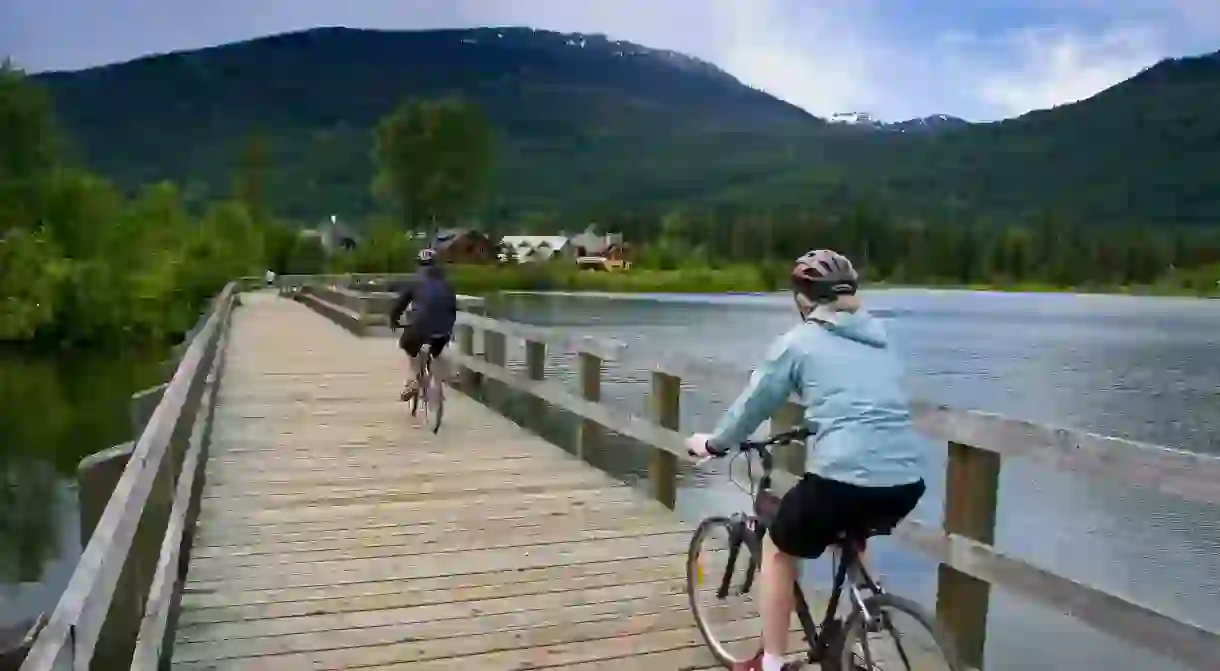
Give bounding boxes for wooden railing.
[292,282,485,335]
[19,283,239,671]
[441,311,1220,671]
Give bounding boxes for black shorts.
[770,474,925,559]
[399,330,451,358]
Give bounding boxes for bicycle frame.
[417,345,434,384]
[720,442,886,664]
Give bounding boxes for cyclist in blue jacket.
[390,248,458,402]
[686,249,927,671]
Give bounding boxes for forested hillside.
[31,27,1220,227]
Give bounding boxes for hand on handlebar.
[685,432,715,458]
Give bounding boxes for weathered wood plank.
[177,610,772,670]
[196,485,645,527]
[173,597,692,665]
[179,554,685,611]
[185,533,691,586]
[178,562,690,627]
[176,579,692,643]
[191,513,685,560]
[189,525,687,571]
[192,490,651,541]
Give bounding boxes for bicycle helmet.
[417,247,437,266]
[791,249,858,301]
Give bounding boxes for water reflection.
[0,347,167,628]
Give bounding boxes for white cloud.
[702,1,886,117]
[944,25,1166,119]
[433,0,887,116]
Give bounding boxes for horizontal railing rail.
[292,282,485,335]
[444,311,1220,671]
[20,283,238,671]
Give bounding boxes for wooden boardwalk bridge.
[172,293,717,669]
[17,278,1220,670]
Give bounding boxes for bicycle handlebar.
[693,426,815,460]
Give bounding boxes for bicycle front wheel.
[687,517,763,665]
[409,372,423,419]
[833,593,963,671]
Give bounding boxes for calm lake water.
[475,289,1220,671]
[0,347,167,635]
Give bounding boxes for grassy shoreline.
[442,264,1218,300]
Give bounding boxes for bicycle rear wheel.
[687,517,763,665]
[833,593,962,671]
[409,369,424,419]
[425,358,443,434]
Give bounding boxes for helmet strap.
[793,292,817,321]
[795,292,847,325]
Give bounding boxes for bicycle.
[408,342,444,434]
[686,427,962,671]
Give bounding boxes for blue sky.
[2,0,1217,121]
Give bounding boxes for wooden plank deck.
[171,293,762,669]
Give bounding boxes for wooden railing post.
[650,372,680,509]
[936,441,1001,668]
[577,352,602,464]
[457,325,479,393]
[525,339,546,430]
[483,330,506,402]
[771,401,806,474]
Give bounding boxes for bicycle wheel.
[425,358,443,434]
[409,369,423,418]
[687,517,763,665]
[832,593,963,671]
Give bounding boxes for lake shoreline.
[444,264,1218,300]
[494,283,1218,301]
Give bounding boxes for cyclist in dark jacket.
[390,248,458,401]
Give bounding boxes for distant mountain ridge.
[28,27,1220,227]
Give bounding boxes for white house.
[499,235,571,263]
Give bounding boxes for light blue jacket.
[709,310,925,487]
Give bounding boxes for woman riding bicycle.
[686,249,927,671]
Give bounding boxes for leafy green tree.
[372,98,494,230]
[285,234,327,275]
[0,61,60,233]
[0,228,63,340]
[232,133,272,227]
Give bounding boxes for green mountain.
[29,27,1220,226]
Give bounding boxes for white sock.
[762,651,786,671]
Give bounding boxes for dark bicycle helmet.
[792,249,858,301]
[417,247,437,266]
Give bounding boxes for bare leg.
[401,351,422,399]
[430,354,451,385]
[843,544,875,585]
[759,536,797,665]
